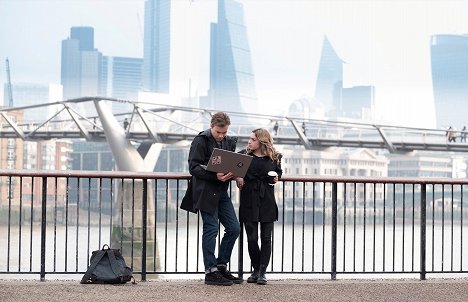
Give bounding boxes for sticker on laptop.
[211,156,222,165]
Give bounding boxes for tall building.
[61,26,103,104]
[62,26,144,116]
[143,0,171,93]
[206,0,257,114]
[101,56,143,113]
[335,85,375,120]
[315,35,343,113]
[71,27,94,51]
[431,34,468,129]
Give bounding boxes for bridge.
[1,96,466,153]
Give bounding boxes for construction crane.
[5,58,13,107]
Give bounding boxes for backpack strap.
[80,250,106,284]
[106,249,124,283]
[107,249,136,284]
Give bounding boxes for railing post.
[331,182,337,280]
[141,179,148,281]
[420,183,426,280]
[40,176,47,281]
[238,222,244,279]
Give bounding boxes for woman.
[236,128,282,285]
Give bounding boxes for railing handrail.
[0,169,466,185]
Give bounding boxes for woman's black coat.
[239,151,282,223]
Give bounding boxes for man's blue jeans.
[200,192,240,273]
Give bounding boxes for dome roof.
[288,96,325,119]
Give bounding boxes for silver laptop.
[202,148,253,178]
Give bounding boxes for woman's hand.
[236,177,244,189]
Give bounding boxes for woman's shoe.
[247,269,259,283]
[256,265,267,285]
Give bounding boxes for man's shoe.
[217,265,244,284]
[204,271,233,286]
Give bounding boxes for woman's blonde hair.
[248,128,281,162]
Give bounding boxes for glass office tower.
[315,35,343,113]
[207,0,257,115]
[61,26,103,103]
[143,0,171,93]
[70,27,94,51]
[101,56,143,108]
[431,34,468,128]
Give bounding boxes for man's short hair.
[210,112,231,128]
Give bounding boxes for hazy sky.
[1,0,468,128]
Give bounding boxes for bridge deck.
[1,97,465,153]
[2,130,467,153]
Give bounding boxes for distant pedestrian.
[273,121,279,136]
[461,126,467,143]
[447,126,456,143]
[123,118,129,130]
[301,122,306,136]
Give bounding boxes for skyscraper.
[61,26,103,102]
[61,37,81,99]
[143,0,171,93]
[315,35,343,113]
[206,0,257,114]
[71,27,94,51]
[337,85,375,120]
[431,34,468,128]
[101,56,143,112]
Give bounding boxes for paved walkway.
[1,278,468,302]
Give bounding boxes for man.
[181,112,242,286]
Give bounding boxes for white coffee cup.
[267,171,278,186]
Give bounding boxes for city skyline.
[1,0,468,128]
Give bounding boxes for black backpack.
[81,244,135,284]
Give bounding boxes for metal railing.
[1,169,468,281]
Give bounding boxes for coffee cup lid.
[268,171,278,177]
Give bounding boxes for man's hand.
[217,172,233,182]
